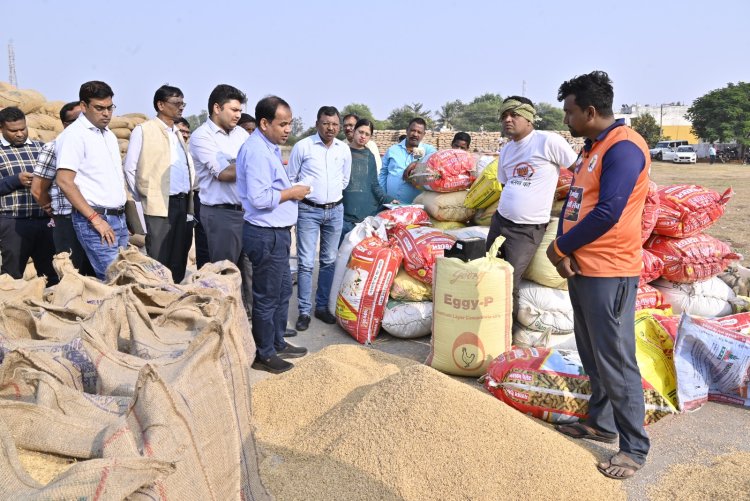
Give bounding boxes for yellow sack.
[634,311,679,413]
[426,237,513,376]
[390,269,432,301]
[429,218,466,230]
[464,158,502,209]
[522,218,567,290]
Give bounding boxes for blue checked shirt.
[33,140,72,216]
[0,137,45,218]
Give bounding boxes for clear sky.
[3,0,748,127]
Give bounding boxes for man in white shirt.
[486,96,578,320]
[56,81,129,279]
[288,106,352,330]
[124,85,194,283]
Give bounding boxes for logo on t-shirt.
[574,154,584,174]
[512,162,535,179]
[563,186,583,221]
[587,154,599,172]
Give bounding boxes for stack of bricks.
[371,130,584,156]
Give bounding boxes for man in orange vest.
[546,71,651,480]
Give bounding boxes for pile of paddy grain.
[648,451,750,500]
[251,345,624,501]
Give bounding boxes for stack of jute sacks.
[0,249,270,499]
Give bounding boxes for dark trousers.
[53,215,95,276]
[0,216,58,285]
[568,274,650,464]
[486,211,547,319]
[243,223,291,359]
[192,191,211,270]
[144,196,192,284]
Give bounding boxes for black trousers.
[53,214,96,276]
[0,216,58,285]
[192,191,211,270]
[144,196,192,284]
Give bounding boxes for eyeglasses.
[166,100,187,109]
[89,104,116,113]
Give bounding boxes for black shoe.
[314,309,336,324]
[277,343,308,359]
[283,328,297,337]
[295,314,311,331]
[251,354,293,374]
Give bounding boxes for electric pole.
[8,40,18,87]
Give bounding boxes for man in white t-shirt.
[486,96,578,320]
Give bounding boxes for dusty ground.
[649,161,748,265]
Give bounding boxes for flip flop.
[597,452,643,480]
[555,422,618,444]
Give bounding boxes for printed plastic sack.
[633,311,679,411]
[516,280,574,335]
[645,233,741,283]
[483,347,676,425]
[390,268,432,301]
[426,237,513,376]
[408,149,477,192]
[555,169,573,200]
[444,226,490,241]
[640,248,664,286]
[642,181,660,243]
[652,277,734,317]
[512,324,552,348]
[674,314,750,411]
[636,284,670,311]
[464,158,501,209]
[414,191,477,223]
[653,185,733,238]
[652,311,750,341]
[376,205,430,226]
[381,300,432,339]
[522,218,566,290]
[329,216,389,313]
[335,236,403,344]
[390,225,455,284]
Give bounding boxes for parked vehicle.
[672,146,697,164]
[650,140,689,160]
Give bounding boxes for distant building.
[615,104,699,144]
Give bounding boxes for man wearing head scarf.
[486,96,577,323]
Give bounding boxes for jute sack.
[108,116,132,129]
[111,127,132,140]
[0,349,87,392]
[426,237,513,376]
[472,198,498,226]
[25,113,62,133]
[0,419,174,500]
[0,275,46,303]
[0,299,81,342]
[522,217,567,290]
[0,88,45,113]
[50,253,118,316]
[37,100,66,118]
[106,246,174,286]
[414,190,476,222]
[123,112,148,123]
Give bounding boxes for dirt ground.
[649,161,748,265]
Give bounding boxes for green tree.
[387,102,434,130]
[535,102,565,131]
[290,116,305,137]
[686,82,750,146]
[451,93,504,132]
[341,103,376,123]
[185,109,208,130]
[630,113,662,147]
[436,100,465,130]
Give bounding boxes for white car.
[671,146,697,164]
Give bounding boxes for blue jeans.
[71,212,129,280]
[243,223,291,359]
[296,202,343,315]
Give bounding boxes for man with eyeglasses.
[30,101,96,276]
[56,80,128,279]
[123,85,195,283]
[287,106,351,331]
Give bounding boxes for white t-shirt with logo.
[497,130,578,224]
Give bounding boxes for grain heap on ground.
[251,345,624,501]
[648,451,750,500]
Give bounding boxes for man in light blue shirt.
[287,106,352,331]
[379,117,436,203]
[237,95,310,374]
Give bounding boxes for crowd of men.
[0,71,651,479]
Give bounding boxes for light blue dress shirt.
[286,133,351,204]
[378,140,436,203]
[237,129,297,227]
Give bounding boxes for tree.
[436,100,465,130]
[290,116,305,137]
[535,103,565,131]
[451,93,504,132]
[686,82,750,147]
[340,103,376,123]
[630,113,662,148]
[387,102,434,130]
[185,109,208,130]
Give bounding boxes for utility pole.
[8,40,18,87]
[522,80,526,97]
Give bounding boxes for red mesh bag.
[644,233,742,283]
[640,248,664,286]
[641,181,660,243]
[390,225,456,284]
[377,206,430,226]
[653,184,733,238]
[408,149,477,192]
[555,169,574,200]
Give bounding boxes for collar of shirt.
[206,117,239,137]
[312,133,344,149]
[256,129,282,160]
[75,113,110,134]
[155,116,179,134]
[0,136,33,147]
[584,119,625,151]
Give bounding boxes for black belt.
[301,198,342,210]
[89,206,125,216]
[209,203,243,211]
[246,222,292,231]
[169,193,189,199]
